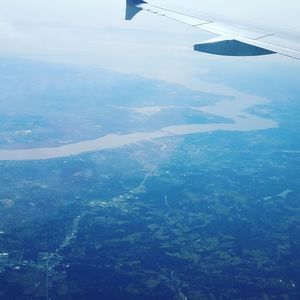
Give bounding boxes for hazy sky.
[0,0,299,47]
[0,0,299,28]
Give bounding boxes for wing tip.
[126,0,147,20]
[126,0,147,5]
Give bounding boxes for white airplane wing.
[125,0,300,60]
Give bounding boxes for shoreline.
[0,100,277,161]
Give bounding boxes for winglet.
[126,0,147,20]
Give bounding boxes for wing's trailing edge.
[125,0,300,60]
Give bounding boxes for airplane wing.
[125,0,300,60]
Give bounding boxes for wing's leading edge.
[125,0,300,60]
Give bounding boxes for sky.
[0,0,299,55]
[0,0,299,27]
